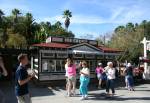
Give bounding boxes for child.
[79,61,90,100]
[95,63,104,89]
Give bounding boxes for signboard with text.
[46,36,98,46]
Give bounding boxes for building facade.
[31,36,122,81]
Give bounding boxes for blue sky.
[0,0,150,39]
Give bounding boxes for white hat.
[98,63,102,66]
[127,63,132,67]
[107,62,113,66]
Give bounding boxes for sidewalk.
[31,84,150,103]
[0,81,150,103]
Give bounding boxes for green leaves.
[63,10,72,30]
[6,33,27,48]
[0,8,75,48]
[109,22,148,63]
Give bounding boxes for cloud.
[55,0,150,25]
[109,7,146,24]
[42,7,146,25]
[75,31,99,39]
[43,15,106,24]
[42,0,149,25]
[0,0,31,15]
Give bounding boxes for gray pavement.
[0,80,150,103]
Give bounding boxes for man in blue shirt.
[15,54,34,103]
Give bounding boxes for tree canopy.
[108,21,150,64]
[0,9,74,48]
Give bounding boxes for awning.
[69,50,104,55]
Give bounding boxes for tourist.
[124,63,134,91]
[65,58,76,97]
[105,62,116,97]
[65,59,68,93]
[0,56,8,103]
[15,54,35,103]
[79,61,90,100]
[123,64,128,89]
[95,63,104,89]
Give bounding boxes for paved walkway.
[0,81,150,103]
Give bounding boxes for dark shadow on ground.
[87,77,150,92]
[0,81,56,103]
[0,81,17,103]
[30,87,55,97]
[88,93,150,101]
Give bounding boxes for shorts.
[97,74,102,80]
[65,76,68,82]
[17,94,32,103]
[68,76,76,83]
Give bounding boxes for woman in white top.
[105,62,116,96]
[65,61,69,95]
[79,61,90,100]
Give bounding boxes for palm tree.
[55,21,62,29]
[63,10,72,30]
[12,8,21,24]
[25,13,35,45]
[46,21,51,29]
[0,9,4,26]
[0,17,10,48]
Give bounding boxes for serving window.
[86,60,96,71]
[56,60,66,72]
[41,59,66,72]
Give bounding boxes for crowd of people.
[0,54,135,103]
[64,57,135,100]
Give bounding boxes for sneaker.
[68,93,71,97]
[98,86,101,89]
[65,92,68,96]
[72,91,76,96]
[80,96,85,100]
[110,93,115,97]
[84,95,88,99]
